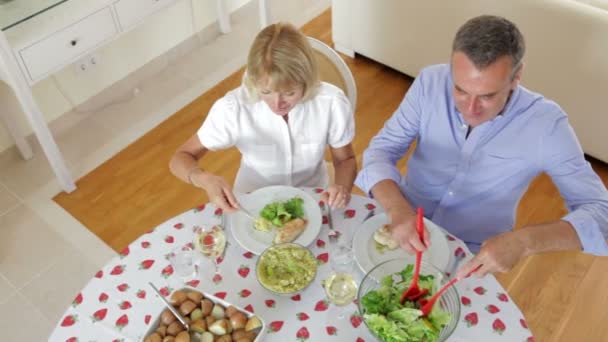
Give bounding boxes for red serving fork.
[400,207,425,305]
[419,264,482,316]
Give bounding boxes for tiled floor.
[0,1,329,339]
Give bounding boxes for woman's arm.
[322,143,357,208]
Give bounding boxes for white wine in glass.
[196,225,226,276]
[324,272,358,319]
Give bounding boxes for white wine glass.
[324,243,358,320]
[196,225,226,278]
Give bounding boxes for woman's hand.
[191,171,239,213]
[321,184,351,208]
[387,208,430,255]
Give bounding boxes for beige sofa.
[332,0,608,163]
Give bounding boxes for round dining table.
[49,188,534,342]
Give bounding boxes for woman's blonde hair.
[244,22,319,101]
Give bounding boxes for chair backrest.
[307,37,357,112]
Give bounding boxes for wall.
[0,0,249,152]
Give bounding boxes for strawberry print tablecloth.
[49,188,534,342]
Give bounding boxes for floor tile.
[0,273,16,304]
[0,292,53,341]
[0,205,71,288]
[0,183,20,216]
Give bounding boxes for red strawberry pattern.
[244,304,254,313]
[173,223,183,229]
[243,251,254,259]
[314,300,328,311]
[316,252,329,264]
[316,239,326,248]
[117,283,129,292]
[326,326,337,335]
[268,320,284,333]
[214,208,223,216]
[520,318,528,329]
[238,265,250,278]
[492,318,506,334]
[446,234,456,241]
[486,304,500,314]
[461,296,471,306]
[356,338,365,342]
[239,289,252,298]
[119,301,132,310]
[92,308,107,322]
[497,293,509,302]
[214,292,227,299]
[98,292,109,303]
[186,279,200,287]
[95,270,103,278]
[66,337,78,342]
[72,293,82,307]
[464,312,478,327]
[212,274,223,284]
[265,299,276,308]
[119,247,129,257]
[136,290,146,299]
[474,286,486,295]
[318,200,325,209]
[139,260,154,270]
[194,204,205,212]
[61,314,77,327]
[527,337,535,342]
[141,241,151,248]
[365,203,376,210]
[454,247,466,258]
[297,312,310,321]
[344,209,356,218]
[110,265,125,275]
[159,286,171,296]
[161,265,174,278]
[296,327,310,341]
[322,216,328,225]
[350,314,363,328]
[291,294,301,301]
[314,188,324,193]
[144,315,151,325]
[115,314,129,330]
[164,235,174,244]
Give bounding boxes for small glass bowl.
[255,243,318,296]
[357,258,460,342]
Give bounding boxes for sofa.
[332,0,608,163]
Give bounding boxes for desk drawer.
[18,7,118,82]
[114,0,177,30]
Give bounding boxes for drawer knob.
[70,39,78,47]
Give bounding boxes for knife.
[327,207,334,231]
[149,282,190,331]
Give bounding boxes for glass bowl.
[255,243,318,295]
[357,258,460,342]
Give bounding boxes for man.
[355,15,608,279]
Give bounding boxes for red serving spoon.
[400,207,425,305]
[419,264,482,316]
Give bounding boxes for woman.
[169,22,356,213]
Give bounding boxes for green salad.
[361,265,452,342]
[257,197,305,229]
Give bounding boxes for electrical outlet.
[74,53,100,73]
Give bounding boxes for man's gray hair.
[452,15,525,76]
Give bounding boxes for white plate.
[352,213,451,274]
[230,186,322,255]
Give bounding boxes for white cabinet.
[113,0,178,30]
[18,6,118,82]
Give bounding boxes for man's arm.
[456,220,582,278]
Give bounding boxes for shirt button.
[461,124,467,129]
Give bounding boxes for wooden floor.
[54,10,608,342]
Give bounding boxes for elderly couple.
[169,16,608,278]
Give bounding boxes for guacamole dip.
[257,244,317,293]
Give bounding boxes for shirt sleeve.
[540,114,608,255]
[355,70,425,196]
[197,94,238,151]
[327,91,355,148]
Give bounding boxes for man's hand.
[321,184,351,208]
[387,208,431,255]
[456,231,527,279]
[192,172,239,213]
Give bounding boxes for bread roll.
[373,224,399,250]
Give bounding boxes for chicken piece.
[373,224,399,250]
[273,218,307,244]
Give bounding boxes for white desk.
[0,0,233,193]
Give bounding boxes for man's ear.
[511,62,524,87]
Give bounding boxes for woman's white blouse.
[197,82,355,193]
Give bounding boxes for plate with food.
[230,186,322,254]
[352,213,450,274]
